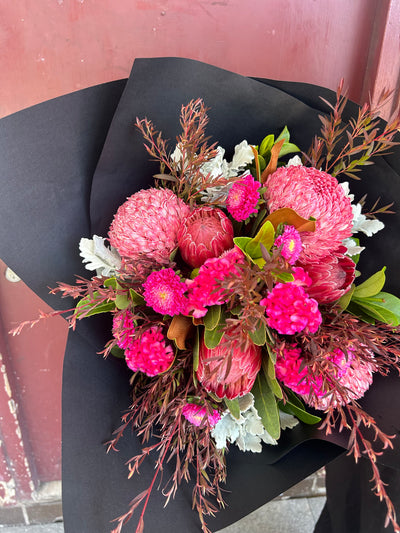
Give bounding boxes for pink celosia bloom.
[143,268,187,316]
[274,225,302,264]
[197,329,262,399]
[299,246,356,304]
[226,174,261,221]
[125,326,174,377]
[182,403,221,427]
[109,188,190,263]
[112,309,136,350]
[292,266,312,287]
[265,166,353,261]
[275,344,375,410]
[177,206,234,268]
[185,247,244,318]
[260,282,321,335]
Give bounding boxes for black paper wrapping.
[0,58,399,533]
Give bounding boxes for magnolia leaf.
[259,134,275,156]
[279,142,301,157]
[352,292,400,326]
[224,398,241,420]
[129,288,145,305]
[352,267,386,298]
[248,320,267,346]
[167,315,193,350]
[204,305,222,331]
[279,399,321,425]
[204,326,224,349]
[252,373,281,439]
[276,125,290,144]
[261,139,285,183]
[266,208,316,233]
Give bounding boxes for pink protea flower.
[226,174,261,221]
[182,403,221,427]
[275,345,375,410]
[112,309,136,350]
[177,206,234,268]
[260,282,321,335]
[265,166,353,260]
[125,326,174,376]
[143,268,187,316]
[108,188,190,263]
[185,247,244,318]
[299,247,356,304]
[197,329,262,399]
[274,225,302,264]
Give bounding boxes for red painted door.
[0,0,399,505]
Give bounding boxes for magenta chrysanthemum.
[143,268,187,316]
[260,282,321,335]
[265,166,353,260]
[299,247,356,304]
[112,309,136,350]
[182,403,221,427]
[177,206,234,268]
[226,174,261,221]
[275,345,376,410]
[125,326,174,377]
[185,247,244,318]
[108,188,190,263]
[274,225,302,264]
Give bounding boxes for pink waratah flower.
[177,206,234,268]
[265,166,353,261]
[112,309,136,350]
[182,403,221,427]
[143,268,187,316]
[299,246,356,304]
[274,225,302,264]
[226,174,261,221]
[197,329,262,399]
[108,188,190,263]
[185,247,244,318]
[275,345,375,410]
[260,282,321,335]
[125,326,174,376]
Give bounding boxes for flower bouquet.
[3,58,400,533]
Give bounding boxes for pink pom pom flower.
[125,326,174,377]
[226,174,261,221]
[177,206,234,268]
[143,268,187,316]
[182,403,221,427]
[265,166,353,261]
[260,282,322,335]
[109,188,190,263]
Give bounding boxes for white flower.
[342,238,365,256]
[211,393,298,453]
[228,140,254,173]
[79,235,121,277]
[351,203,385,236]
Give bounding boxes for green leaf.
[204,326,224,349]
[276,126,290,144]
[204,305,221,331]
[252,373,281,439]
[352,291,400,326]
[75,293,115,317]
[246,220,275,258]
[278,142,301,157]
[248,320,267,346]
[352,267,386,298]
[115,292,130,310]
[338,285,355,311]
[273,271,294,283]
[193,328,200,372]
[225,398,241,419]
[279,399,321,425]
[259,134,275,156]
[262,356,283,399]
[347,302,376,324]
[110,346,125,358]
[129,288,145,305]
[104,277,118,289]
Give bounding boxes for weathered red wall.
[0,0,384,118]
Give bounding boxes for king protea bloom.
[265,166,353,261]
[108,188,190,263]
[197,329,262,399]
[177,206,234,268]
[299,246,356,304]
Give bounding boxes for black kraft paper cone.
[0,58,399,533]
